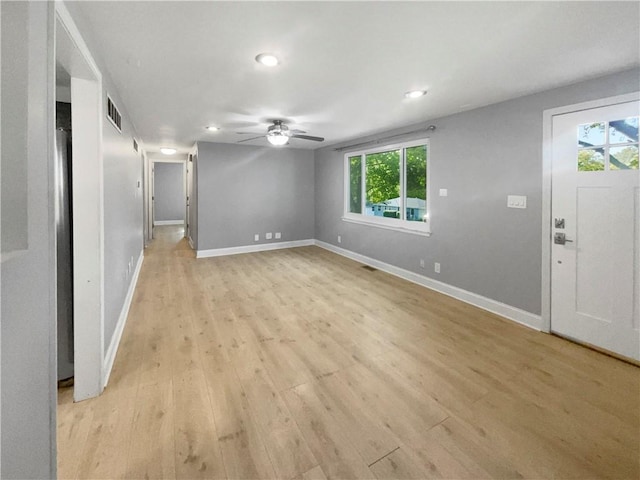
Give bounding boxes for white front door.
[551,100,639,360]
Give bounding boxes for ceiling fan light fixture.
[206,126,219,132]
[160,147,177,155]
[405,89,427,99]
[255,53,279,67]
[267,133,289,146]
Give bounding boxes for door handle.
[554,233,574,245]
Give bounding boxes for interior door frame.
[151,158,187,232]
[541,91,640,334]
[186,154,192,241]
[56,2,106,401]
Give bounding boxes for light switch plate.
[266,232,273,240]
[275,232,281,239]
[507,195,527,209]
[439,188,448,197]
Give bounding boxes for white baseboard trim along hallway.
[102,250,144,387]
[314,240,543,331]
[196,239,315,258]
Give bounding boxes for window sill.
[341,215,431,237]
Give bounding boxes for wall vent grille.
[106,95,122,132]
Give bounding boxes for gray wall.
[153,162,184,222]
[62,2,144,354]
[196,142,314,250]
[315,68,640,316]
[1,2,29,255]
[1,1,57,478]
[101,89,144,352]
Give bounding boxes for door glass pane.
[578,149,605,171]
[610,145,639,170]
[609,117,639,144]
[577,122,606,148]
[405,145,427,222]
[365,150,400,218]
[348,155,362,213]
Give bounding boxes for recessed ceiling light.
[255,53,279,67]
[405,90,427,99]
[206,126,219,132]
[160,147,177,155]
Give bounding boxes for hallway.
[57,226,640,479]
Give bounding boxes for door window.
[577,116,638,171]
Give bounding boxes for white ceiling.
[69,1,639,153]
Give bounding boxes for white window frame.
[342,138,431,235]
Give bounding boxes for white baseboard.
[102,250,144,387]
[314,240,542,331]
[197,239,315,259]
[154,220,184,226]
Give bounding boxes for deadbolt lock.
[554,218,565,229]
[554,232,573,245]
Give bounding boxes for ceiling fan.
[237,120,324,146]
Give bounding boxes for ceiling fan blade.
[236,132,261,135]
[237,136,264,143]
[291,134,324,142]
[290,129,307,135]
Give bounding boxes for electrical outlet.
[434,262,441,273]
[275,232,281,239]
[419,259,425,268]
[254,234,260,241]
[338,235,342,244]
[266,232,273,240]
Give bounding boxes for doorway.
[56,4,105,401]
[545,96,639,361]
[55,96,75,384]
[151,158,188,238]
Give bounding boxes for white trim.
[102,250,144,388]
[315,240,542,331]
[197,239,314,259]
[541,91,640,333]
[151,158,187,164]
[188,237,195,250]
[153,220,184,226]
[54,2,101,80]
[342,215,431,237]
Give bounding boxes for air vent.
[106,95,122,132]
[133,139,139,152]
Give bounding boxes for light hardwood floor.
[58,226,640,479]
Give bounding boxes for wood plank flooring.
[58,226,640,479]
